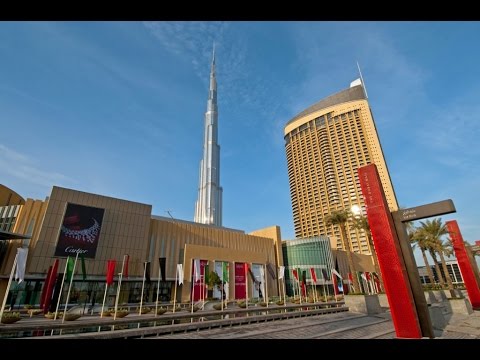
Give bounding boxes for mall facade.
[0,185,283,310]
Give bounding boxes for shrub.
[156,308,167,315]
[1,312,21,324]
[64,313,81,321]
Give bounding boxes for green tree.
[417,218,456,296]
[325,210,361,293]
[351,215,384,291]
[410,226,436,285]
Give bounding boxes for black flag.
[159,257,166,282]
[321,268,329,281]
[266,263,276,280]
[145,262,151,283]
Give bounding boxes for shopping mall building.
[0,184,375,310]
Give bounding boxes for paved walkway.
[152,310,480,339]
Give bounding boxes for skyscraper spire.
[194,45,223,226]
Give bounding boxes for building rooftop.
[285,84,366,127]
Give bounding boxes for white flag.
[331,269,343,280]
[15,248,28,283]
[177,264,184,285]
[361,273,367,281]
[194,259,201,282]
[278,266,285,279]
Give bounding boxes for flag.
[80,254,87,280]
[222,262,229,282]
[244,263,249,276]
[145,261,151,283]
[15,248,28,283]
[159,257,166,282]
[177,264,184,285]
[365,272,371,281]
[331,269,343,279]
[66,256,75,282]
[248,267,257,283]
[292,269,298,281]
[123,254,129,278]
[204,264,209,284]
[361,272,367,282]
[278,266,285,279]
[321,268,329,281]
[260,266,266,298]
[301,270,307,297]
[310,268,317,283]
[194,259,201,282]
[332,273,339,296]
[42,259,59,313]
[106,259,116,286]
[39,266,52,310]
[266,263,276,279]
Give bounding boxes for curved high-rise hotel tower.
[284,79,398,254]
[194,48,222,226]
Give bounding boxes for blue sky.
[1,22,479,264]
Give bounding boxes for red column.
[358,164,422,338]
[446,220,480,309]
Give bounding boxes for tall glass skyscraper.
[194,47,222,226]
[284,79,398,254]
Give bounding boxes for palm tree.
[325,210,361,293]
[410,227,436,285]
[351,215,384,291]
[417,218,456,296]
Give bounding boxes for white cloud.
[0,144,73,189]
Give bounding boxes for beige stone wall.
[27,186,152,278]
[147,217,280,302]
[0,184,25,206]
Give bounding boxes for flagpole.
[283,276,287,308]
[221,262,224,312]
[139,261,147,315]
[53,258,69,321]
[191,259,195,315]
[155,262,162,317]
[0,253,18,321]
[264,264,269,307]
[245,264,249,310]
[113,254,127,320]
[173,265,178,315]
[101,283,108,318]
[61,252,79,323]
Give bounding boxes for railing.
[0,301,346,339]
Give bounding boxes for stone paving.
[153,310,480,339]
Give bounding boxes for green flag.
[81,254,87,281]
[222,262,229,282]
[204,264,209,284]
[66,257,74,282]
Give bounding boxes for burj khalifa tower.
[194,46,222,226]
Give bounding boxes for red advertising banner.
[191,259,208,301]
[446,220,480,309]
[358,164,422,338]
[235,262,246,299]
[54,203,105,259]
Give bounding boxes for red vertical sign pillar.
[358,164,422,338]
[446,220,480,309]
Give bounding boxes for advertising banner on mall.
[191,259,208,301]
[234,262,246,299]
[54,203,105,259]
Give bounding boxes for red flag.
[106,260,116,285]
[310,268,317,283]
[366,272,371,281]
[292,269,298,281]
[123,255,129,278]
[39,265,52,311]
[42,259,59,313]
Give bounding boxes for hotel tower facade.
[284,79,398,254]
[194,47,222,226]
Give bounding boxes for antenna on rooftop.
[357,61,369,99]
